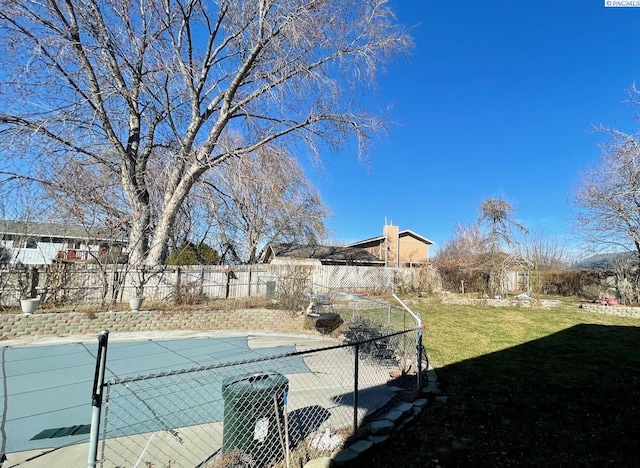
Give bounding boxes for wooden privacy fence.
[0,263,441,307]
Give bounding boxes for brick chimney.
[383,222,399,267]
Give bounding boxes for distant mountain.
[570,252,638,270]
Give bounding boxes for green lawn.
[358,299,640,467]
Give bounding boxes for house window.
[24,237,38,249]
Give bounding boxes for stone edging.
[579,303,640,318]
[0,308,308,341]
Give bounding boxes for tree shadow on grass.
[359,324,640,467]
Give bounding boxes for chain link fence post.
[353,342,359,435]
[87,329,109,468]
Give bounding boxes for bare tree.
[515,228,573,296]
[478,197,528,295]
[574,119,640,300]
[433,222,487,293]
[0,0,412,265]
[574,128,640,261]
[518,228,570,271]
[41,160,130,233]
[479,198,527,252]
[201,143,330,264]
[435,222,486,262]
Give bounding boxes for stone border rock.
[579,303,640,318]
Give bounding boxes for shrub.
[434,258,488,294]
[166,242,220,265]
[532,269,608,298]
[275,265,311,312]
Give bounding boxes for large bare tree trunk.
[0,0,412,265]
[146,168,202,265]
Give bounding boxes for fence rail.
[87,290,425,467]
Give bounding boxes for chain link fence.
[89,290,424,467]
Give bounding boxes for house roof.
[570,252,638,270]
[266,243,385,264]
[346,229,434,247]
[0,220,122,242]
[399,230,435,245]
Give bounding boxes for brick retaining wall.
[579,303,640,318]
[0,309,309,341]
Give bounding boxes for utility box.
[266,281,276,297]
[221,372,289,464]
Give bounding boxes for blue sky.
[310,0,640,250]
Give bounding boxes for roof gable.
[347,229,434,248]
[346,236,384,248]
[398,230,434,245]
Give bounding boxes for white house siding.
[2,241,103,265]
[9,242,64,265]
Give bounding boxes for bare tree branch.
[199,143,330,263]
[0,0,411,264]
